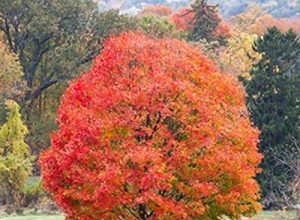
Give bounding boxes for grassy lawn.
[254,210,299,220]
[0,211,298,220]
[0,214,64,220]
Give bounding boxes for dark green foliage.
[0,0,96,102]
[243,27,300,208]
[0,1,138,158]
[188,0,221,42]
[0,1,138,103]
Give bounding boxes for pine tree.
[188,0,221,42]
[243,27,300,208]
[0,100,32,207]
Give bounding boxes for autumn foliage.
[213,21,231,39]
[0,34,26,101]
[170,6,231,40]
[139,4,173,17]
[249,15,300,35]
[169,7,195,32]
[39,32,262,219]
[231,4,300,36]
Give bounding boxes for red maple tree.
[39,32,262,219]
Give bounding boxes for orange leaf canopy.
[40,31,261,220]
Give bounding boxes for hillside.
[101,0,300,17]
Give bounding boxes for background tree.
[169,6,195,32]
[230,4,266,34]
[213,20,231,43]
[0,1,138,156]
[169,1,230,45]
[0,1,137,103]
[26,9,138,155]
[0,100,31,208]
[109,0,300,18]
[187,0,221,42]
[203,0,300,18]
[243,27,300,208]
[0,34,26,123]
[139,14,184,39]
[249,15,300,36]
[231,4,300,36]
[0,0,100,158]
[271,136,300,208]
[0,0,98,102]
[139,4,173,17]
[219,32,261,79]
[40,31,262,220]
[0,35,25,102]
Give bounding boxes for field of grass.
[0,214,64,220]
[250,210,298,220]
[0,211,298,220]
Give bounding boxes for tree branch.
[26,79,60,101]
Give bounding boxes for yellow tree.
[219,32,261,79]
[0,100,31,208]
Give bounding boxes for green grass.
[0,211,298,220]
[254,210,299,220]
[0,214,64,220]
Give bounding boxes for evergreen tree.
[188,0,221,42]
[0,100,32,207]
[243,27,300,208]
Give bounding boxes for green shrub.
[0,100,32,207]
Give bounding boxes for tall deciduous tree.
[243,27,300,208]
[0,1,138,155]
[0,100,31,207]
[0,0,137,103]
[0,0,97,102]
[40,32,262,219]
